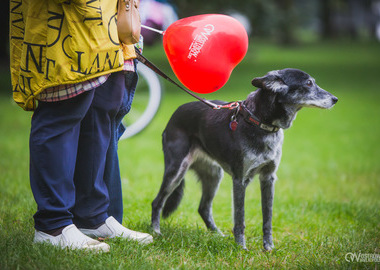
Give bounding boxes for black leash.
[135,48,225,109]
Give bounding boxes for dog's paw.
[263,235,274,251]
[263,241,275,252]
[211,228,225,237]
[234,235,247,250]
[151,227,162,236]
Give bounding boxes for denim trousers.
[30,72,126,231]
[104,66,138,223]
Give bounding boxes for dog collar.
[238,103,280,133]
[211,101,280,133]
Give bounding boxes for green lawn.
[1,41,379,269]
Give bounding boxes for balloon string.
[141,25,164,35]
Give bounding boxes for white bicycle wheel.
[120,63,162,140]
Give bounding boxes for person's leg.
[30,90,95,231]
[69,71,153,244]
[104,115,124,223]
[105,69,138,223]
[72,72,125,228]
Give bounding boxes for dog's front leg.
[232,178,247,249]
[260,173,276,251]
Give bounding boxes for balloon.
[163,14,249,94]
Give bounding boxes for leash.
[135,48,280,133]
[135,48,224,109]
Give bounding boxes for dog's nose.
[332,97,338,104]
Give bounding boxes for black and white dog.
[151,68,338,250]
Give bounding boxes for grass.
[1,41,380,269]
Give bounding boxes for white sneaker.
[34,224,110,252]
[79,216,153,245]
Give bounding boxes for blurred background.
[3,0,380,62]
[0,0,380,93]
[2,0,380,92]
[139,0,380,44]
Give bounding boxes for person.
[9,0,152,252]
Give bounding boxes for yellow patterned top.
[10,0,136,111]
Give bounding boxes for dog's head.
[251,68,338,109]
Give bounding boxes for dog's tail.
[162,180,185,218]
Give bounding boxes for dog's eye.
[306,80,313,87]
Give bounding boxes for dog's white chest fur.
[242,131,284,182]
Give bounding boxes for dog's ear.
[251,71,289,93]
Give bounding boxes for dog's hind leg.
[151,132,192,235]
[191,159,224,235]
[151,160,190,235]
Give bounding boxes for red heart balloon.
[163,14,249,94]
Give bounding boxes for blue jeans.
[30,72,126,231]
[104,65,138,223]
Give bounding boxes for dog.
[151,68,338,250]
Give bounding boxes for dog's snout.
[332,96,338,104]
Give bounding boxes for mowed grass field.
[0,41,379,269]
